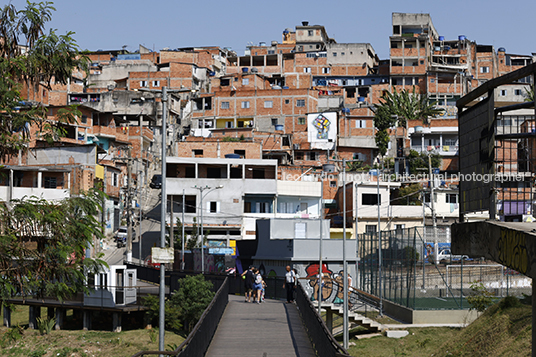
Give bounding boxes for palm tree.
[524,84,534,102]
[377,87,444,127]
[373,87,444,155]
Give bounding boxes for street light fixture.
[324,157,361,350]
[318,171,324,316]
[193,184,223,273]
[139,86,180,355]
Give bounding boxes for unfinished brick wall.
[176,140,262,159]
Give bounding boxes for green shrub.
[37,316,56,335]
[467,281,494,312]
[29,348,47,357]
[143,274,214,333]
[173,274,214,332]
[499,295,521,309]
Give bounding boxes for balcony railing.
[411,145,459,153]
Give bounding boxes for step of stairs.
[323,303,382,332]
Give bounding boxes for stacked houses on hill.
[6,13,534,268]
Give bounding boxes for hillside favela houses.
[7,12,535,302]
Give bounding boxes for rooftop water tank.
[242,68,249,73]
[458,35,466,41]
[302,21,309,26]
[438,36,445,41]
[225,154,241,159]
[357,97,366,103]
[274,124,284,131]
[322,164,336,173]
[498,47,506,52]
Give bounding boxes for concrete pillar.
[55,308,66,330]
[3,305,11,328]
[72,309,82,327]
[112,312,122,333]
[421,133,424,152]
[47,307,55,320]
[532,284,536,357]
[29,305,41,329]
[83,310,91,331]
[325,309,333,333]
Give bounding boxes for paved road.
[205,295,316,357]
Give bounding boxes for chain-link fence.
[358,227,531,310]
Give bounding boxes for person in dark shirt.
[241,266,255,302]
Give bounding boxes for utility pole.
[428,154,438,265]
[114,146,134,263]
[159,86,168,355]
[182,189,185,270]
[127,147,133,263]
[137,159,143,264]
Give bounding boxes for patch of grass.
[0,327,185,357]
[346,296,532,357]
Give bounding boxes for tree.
[185,217,208,250]
[407,150,441,175]
[173,274,214,332]
[143,274,214,333]
[391,183,422,206]
[0,2,88,160]
[524,84,534,102]
[467,281,494,313]
[373,87,444,156]
[0,189,107,303]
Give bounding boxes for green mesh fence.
[357,227,531,310]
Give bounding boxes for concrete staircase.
[322,303,382,332]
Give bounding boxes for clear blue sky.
[7,0,536,59]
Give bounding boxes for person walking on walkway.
[253,268,263,304]
[241,266,255,302]
[283,265,296,303]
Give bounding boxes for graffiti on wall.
[497,228,528,275]
[193,251,215,272]
[300,263,353,305]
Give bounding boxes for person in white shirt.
[283,265,296,303]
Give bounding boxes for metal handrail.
[295,281,351,357]
[130,277,229,357]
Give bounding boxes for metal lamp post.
[377,162,383,317]
[342,158,349,349]
[318,172,324,316]
[325,158,361,349]
[158,87,169,355]
[193,185,223,273]
[139,86,189,356]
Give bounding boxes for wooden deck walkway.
[205,294,316,357]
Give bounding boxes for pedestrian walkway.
[205,294,316,357]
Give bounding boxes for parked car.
[149,174,162,189]
[431,249,470,264]
[144,255,161,269]
[115,226,128,247]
